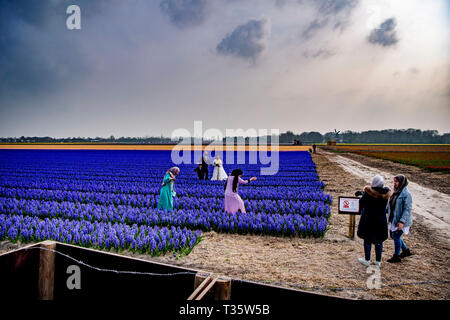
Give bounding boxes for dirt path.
[1,151,449,300]
[331,153,450,244]
[333,151,450,195]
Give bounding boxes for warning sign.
[338,197,360,214]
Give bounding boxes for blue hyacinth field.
[0,150,332,256]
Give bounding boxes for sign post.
[338,196,361,239]
[348,215,355,239]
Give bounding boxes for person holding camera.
[356,175,392,268]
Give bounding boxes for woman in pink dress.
[224,169,257,214]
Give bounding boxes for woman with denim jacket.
[386,174,413,263]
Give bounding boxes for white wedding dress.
[211,159,228,181]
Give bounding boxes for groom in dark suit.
[201,151,210,180]
[194,163,204,180]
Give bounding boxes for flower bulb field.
[0,149,331,256]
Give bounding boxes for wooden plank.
[196,276,218,300]
[187,274,214,300]
[38,240,56,300]
[193,273,211,290]
[190,273,232,300]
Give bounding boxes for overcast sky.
[0,0,449,138]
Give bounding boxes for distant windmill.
[334,129,340,139]
[334,129,341,143]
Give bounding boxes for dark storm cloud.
[275,0,358,14]
[159,0,211,28]
[315,0,358,16]
[1,0,111,27]
[275,0,304,7]
[275,0,288,7]
[0,0,114,99]
[333,20,349,32]
[368,18,399,47]
[302,48,335,59]
[301,0,358,39]
[216,18,270,61]
[301,18,329,39]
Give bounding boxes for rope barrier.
[24,246,197,277]
[22,246,450,293]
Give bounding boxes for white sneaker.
[374,261,381,268]
[358,258,371,267]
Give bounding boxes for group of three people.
[357,174,413,266]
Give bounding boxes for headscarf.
[371,175,384,188]
[162,167,180,186]
[388,174,408,222]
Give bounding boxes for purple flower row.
[0,178,325,194]
[0,187,331,216]
[0,197,328,237]
[0,187,332,208]
[0,214,202,255]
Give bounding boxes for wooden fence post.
[38,241,56,300]
[189,273,232,300]
[214,276,232,300]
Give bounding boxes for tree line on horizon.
[1,129,448,144]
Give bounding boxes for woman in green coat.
[157,167,180,211]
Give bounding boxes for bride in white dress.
[211,155,228,181]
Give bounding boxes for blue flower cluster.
[0,150,332,253]
[0,198,328,237]
[0,214,202,255]
[0,188,332,211]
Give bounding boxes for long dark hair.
[224,169,243,193]
[388,174,408,220]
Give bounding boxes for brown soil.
[1,151,449,300]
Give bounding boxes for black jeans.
[364,240,383,262]
[202,167,208,180]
